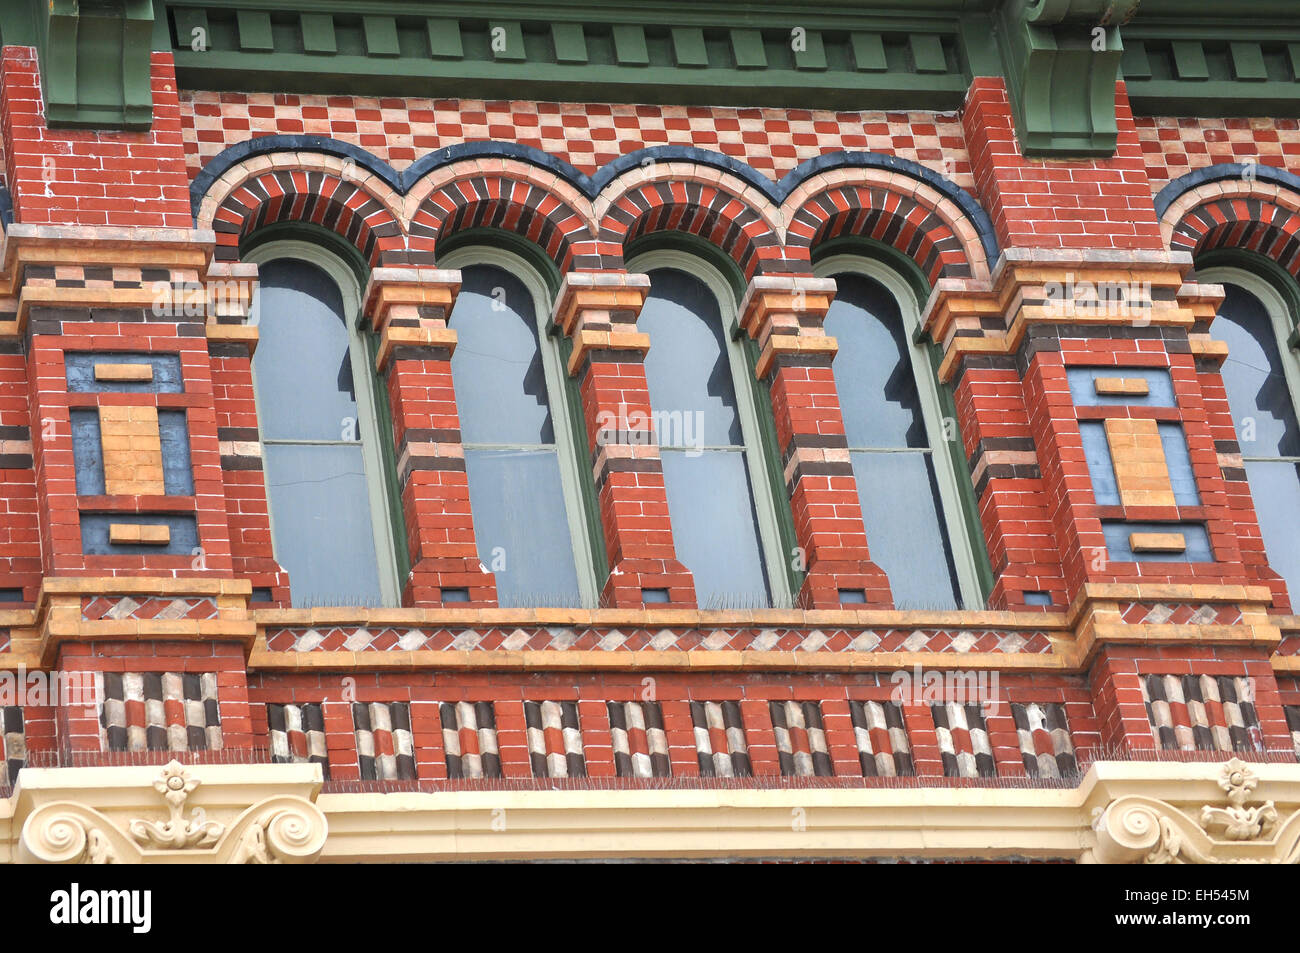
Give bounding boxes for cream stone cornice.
[4,758,1300,864]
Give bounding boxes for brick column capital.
[362,268,462,372]
[551,271,651,335]
[737,275,839,379]
[552,272,653,377]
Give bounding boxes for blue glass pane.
[1067,368,1176,407]
[640,269,743,447]
[264,444,384,607]
[659,449,769,607]
[252,259,359,441]
[464,448,582,606]
[450,265,554,446]
[1213,283,1300,457]
[851,450,960,609]
[1079,421,1120,506]
[825,273,927,449]
[1244,459,1300,599]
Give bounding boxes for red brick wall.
[0,49,192,227]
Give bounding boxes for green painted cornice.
[0,1,1298,149]
[36,0,156,129]
[157,0,979,111]
[993,0,1138,157]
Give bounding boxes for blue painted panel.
[70,409,105,495]
[80,514,199,556]
[1067,368,1175,407]
[1158,422,1200,506]
[158,410,194,495]
[65,353,184,394]
[1079,421,1120,505]
[1101,521,1214,563]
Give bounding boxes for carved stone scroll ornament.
[1086,759,1300,864]
[17,804,132,864]
[18,760,327,864]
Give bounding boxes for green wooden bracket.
[995,0,1138,157]
[37,0,155,130]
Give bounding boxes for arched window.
[816,256,983,610]
[442,248,599,607]
[1201,267,1300,601]
[247,241,402,607]
[628,250,790,609]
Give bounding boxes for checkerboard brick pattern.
[99,671,222,752]
[1135,116,1300,191]
[353,702,416,781]
[179,92,975,188]
[931,702,996,779]
[1141,674,1265,753]
[769,701,835,778]
[523,700,587,779]
[439,701,502,779]
[1,707,24,784]
[690,701,752,778]
[848,699,915,778]
[1010,702,1078,780]
[268,702,328,775]
[607,701,671,779]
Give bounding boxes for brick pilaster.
[738,275,892,608]
[553,272,696,608]
[363,267,495,607]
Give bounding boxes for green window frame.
[245,239,404,607]
[1199,264,1300,601]
[815,253,987,610]
[627,248,796,609]
[439,245,603,608]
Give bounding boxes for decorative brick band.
[98,671,222,752]
[931,702,995,779]
[848,700,914,777]
[1010,702,1078,780]
[263,624,1056,655]
[81,596,218,622]
[690,701,752,778]
[1141,674,1263,753]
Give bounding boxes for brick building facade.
[0,0,1299,864]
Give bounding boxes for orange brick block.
[1129,531,1186,553]
[108,523,171,545]
[94,362,153,382]
[99,404,166,496]
[1093,376,1149,397]
[1104,417,1175,508]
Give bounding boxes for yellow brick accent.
[99,405,166,496]
[1094,376,1148,397]
[108,523,171,545]
[1104,417,1175,508]
[94,362,153,383]
[1129,531,1186,553]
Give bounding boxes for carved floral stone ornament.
[1087,760,1300,864]
[16,760,328,864]
[129,761,224,849]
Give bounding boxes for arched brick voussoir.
[594,162,790,280]
[784,169,992,284]
[407,161,599,273]
[1163,178,1300,278]
[200,154,408,267]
